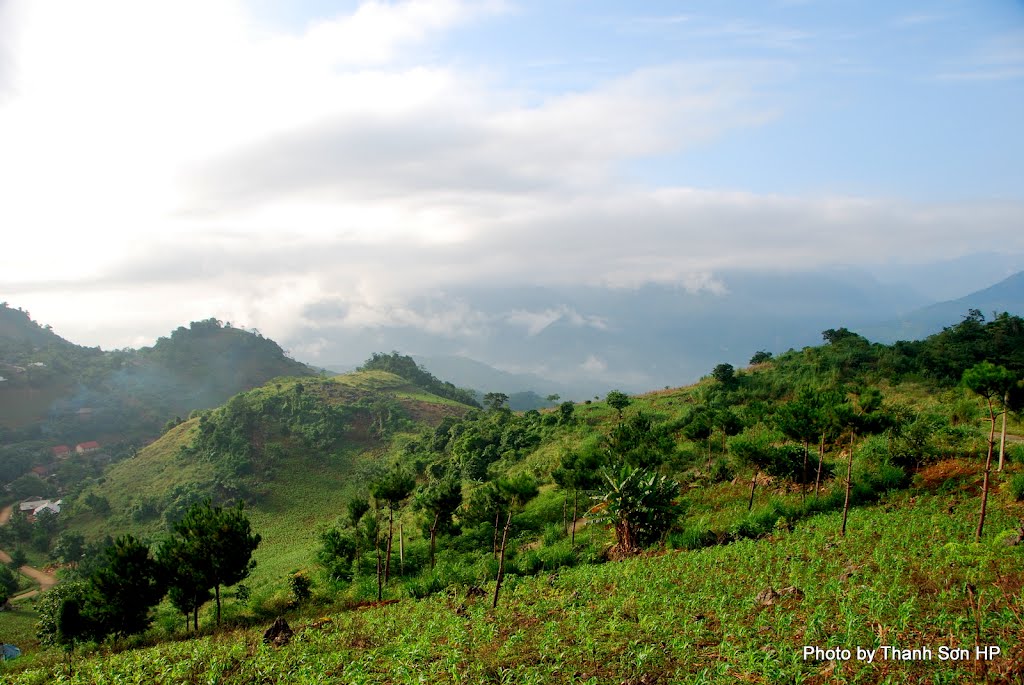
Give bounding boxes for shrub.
[1009,473,1024,502]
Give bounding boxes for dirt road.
[0,504,59,601]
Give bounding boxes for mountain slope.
[292,268,931,395]
[858,270,1024,343]
[63,370,474,591]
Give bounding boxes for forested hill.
[0,309,317,489]
[358,352,481,408]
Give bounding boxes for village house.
[51,445,71,459]
[75,441,100,453]
[18,498,62,516]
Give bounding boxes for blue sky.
[250,0,1024,199]
[0,0,1022,350]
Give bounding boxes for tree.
[606,390,632,420]
[483,392,509,412]
[86,535,164,639]
[840,387,884,537]
[317,528,358,582]
[158,533,213,631]
[50,532,87,568]
[749,350,773,365]
[963,362,1017,540]
[592,465,681,555]
[606,412,676,470]
[165,500,261,626]
[370,467,416,583]
[490,474,538,608]
[729,431,777,511]
[774,389,821,501]
[557,400,576,425]
[36,581,92,651]
[552,444,605,545]
[413,477,463,569]
[711,363,736,386]
[545,394,561,405]
[995,375,1022,471]
[0,564,18,605]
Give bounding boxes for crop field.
[5,488,1023,684]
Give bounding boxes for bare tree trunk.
[429,512,439,569]
[376,529,383,601]
[492,509,500,559]
[815,433,825,496]
[998,391,1008,472]
[562,490,568,535]
[976,398,997,541]
[384,506,394,583]
[399,523,404,576]
[801,439,808,502]
[841,430,855,537]
[193,606,198,632]
[747,469,758,511]
[215,584,221,626]
[571,490,579,546]
[492,510,513,609]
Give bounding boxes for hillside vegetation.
[2,313,1024,683]
[0,308,316,489]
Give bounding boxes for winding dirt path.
[0,504,59,601]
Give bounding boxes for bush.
[667,526,718,551]
[710,458,734,484]
[1009,473,1024,502]
[289,571,313,606]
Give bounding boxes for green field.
[4,487,1022,684]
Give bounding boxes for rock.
[756,588,779,606]
[263,617,293,647]
[779,586,805,599]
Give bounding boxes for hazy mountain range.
[300,263,1024,398]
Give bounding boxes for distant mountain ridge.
[857,270,1024,343]
[286,267,937,394]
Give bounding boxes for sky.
[1,0,1022,355]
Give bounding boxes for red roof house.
[75,441,100,453]
[52,445,71,458]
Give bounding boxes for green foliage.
[161,500,262,626]
[605,412,675,469]
[35,581,91,649]
[317,528,358,582]
[289,571,313,605]
[749,350,773,365]
[711,363,735,386]
[962,361,1017,403]
[371,467,416,509]
[0,564,18,605]
[605,390,632,418]
[1009,473,1024,502]
[86,534,165,640]
[592,465,682,554]
[359,352,481,407]
[483,392,509,411]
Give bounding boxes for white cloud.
[1,0,1022,352]
[581,355,607,374]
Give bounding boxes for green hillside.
[0,309,317,490]
[57,370,473,591]
[2,315,1024,682]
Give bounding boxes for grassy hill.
[2,317,1024,682]
[7,486,1024,684]
[59,370,473,593]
